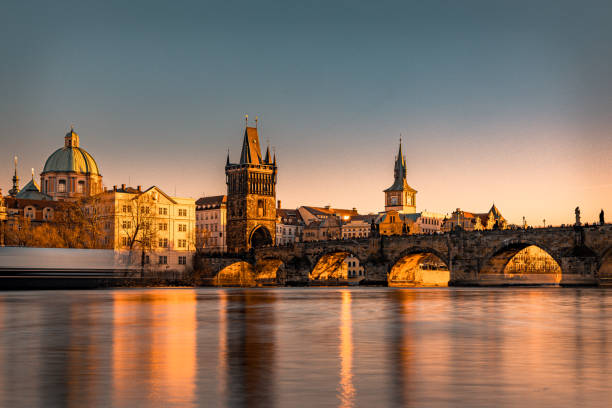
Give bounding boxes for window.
[24,206,35,219]
[122,205,129,213]
[144,255,150,264]
[121,237,129,246]
[43,208,53,220]
[159,238,168,248]
[257,200,264,217]
[58,180,66,193]
[178,239,187,248]
[159,223,168,231]
[122,221,131,229]
[77,180,85,193]
[178,256,187,265]
[178,224,187,232]
[158,256,167,265]
[178,208,187,217]
[141,206,149,214]
[159,207,168,215]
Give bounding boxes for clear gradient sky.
[1,0,611,226]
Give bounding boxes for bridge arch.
[215,260,256,287]
[479,239,563,284]
[388,247,450,287]
[249,225,273,248]
[310,249,367,284]
[597,246,612,281]
[254,257,286,285]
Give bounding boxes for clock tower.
[384,140,417,213]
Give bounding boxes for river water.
[0,288,611,408]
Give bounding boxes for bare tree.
[119,193,159,273]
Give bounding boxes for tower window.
[258,199,264,217]
[58,180,66,193]
[77,180,85,193]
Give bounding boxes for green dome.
[42,147,100,175]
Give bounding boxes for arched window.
[77,180,85,193]
[24,206,35,219]
[58,179,66,193]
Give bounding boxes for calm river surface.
[1,288,611,407]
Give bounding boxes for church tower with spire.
[225,116,277,252]
[8,156,19,197]
[384,139,417,213]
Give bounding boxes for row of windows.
[118,205,188,217]
[196,212,220,221]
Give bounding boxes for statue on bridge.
[600,209,605,226]
[575,207,581,226]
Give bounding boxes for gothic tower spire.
[384,138,417,214]
[9,156,19,197]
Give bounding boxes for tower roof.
[384,139,415,192]
[15,173,51,200]
[240,126,263,165]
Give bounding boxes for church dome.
[41,129,101,176]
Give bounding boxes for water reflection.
[338,291,354,407]
[225,291,276,408]
[112,290,196,406]
[0,288,611,407]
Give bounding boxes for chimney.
[277,200,281,209]
[121,184,126,190]
[137,185,141,192]
[352,207,357,212]
[113,185,117,192]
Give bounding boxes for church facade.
[225,117,277,252]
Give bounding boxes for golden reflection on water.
[339,290,355,408]
[112,290,197,406]
[218,290,228,401]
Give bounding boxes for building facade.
[276,206,303,245]
[98,185,196,271]
[441,204,507,232]
[225,118,277,252]
[196,195,227,252]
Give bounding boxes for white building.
[341,216,374,239]
[99,185,196,272]
[276,206,303,245]
[195,195,227,252]
[344,255,365,283]
[414,211,446,234]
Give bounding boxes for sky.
[1,0,611,226]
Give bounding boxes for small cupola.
[65,126,80,148]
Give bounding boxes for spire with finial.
[394,136,406,182]
[264,139,271,164]
[226,149,231,166]
[9,155,19,197]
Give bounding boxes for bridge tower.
[225,116,277,253]
[384,139,417,213]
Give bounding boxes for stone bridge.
[202,224,612,286]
